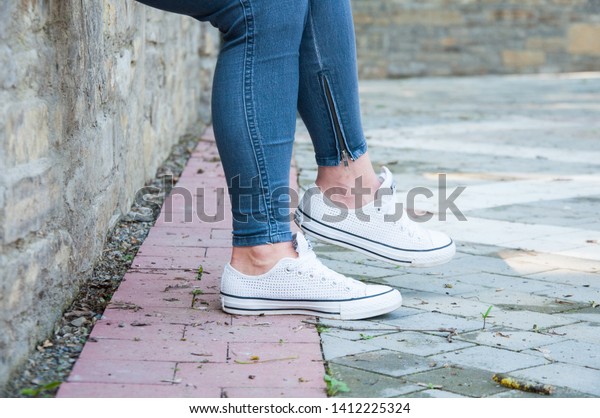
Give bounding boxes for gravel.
[1,134,202,398]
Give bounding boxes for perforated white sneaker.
[220,233,402,320]
[295,167,455,267]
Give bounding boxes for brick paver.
[57,129,326,398]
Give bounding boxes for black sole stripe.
[223,305,340,315]
[221,288,395,303]
[301,223,413,264]
[297,208,454,253]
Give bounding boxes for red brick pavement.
[57,128,326,398]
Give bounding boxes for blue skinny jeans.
[136,0,368,246]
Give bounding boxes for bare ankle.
[315,153,381,209]
[230,241,297,276]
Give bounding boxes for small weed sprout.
[324,374,350,396]
[481,305,493,329]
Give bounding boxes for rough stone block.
[1,165,59,244]
[4,100,50,166]
[502,50,547,68]
[568,24,600,56]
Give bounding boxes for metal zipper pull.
[341,149,349,168]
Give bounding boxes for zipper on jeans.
[322,75,350,168]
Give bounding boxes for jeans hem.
[315,142,368,167]
[232,231,294,247]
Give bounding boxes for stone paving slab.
[58,129,326,398]
[320,335,381,361]
[525,340,600,369]
[512,363,600,397]
[403,365,509,397]
[428,346,549,373]
[455,328,567,352]
[360,331,475,356]
[331,350,439,378]
[295,73,600,398]
[328,364,424,398]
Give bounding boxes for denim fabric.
[135,0,368,246]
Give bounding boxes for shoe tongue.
[292,232,313,256]
[378,166,395,190]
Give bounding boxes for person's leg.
[209,0,310,274]
[136,0,306,274]
[295,0,455,267]
[297,0,380,209]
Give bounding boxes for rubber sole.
[221,288,402,320]
[296,209,456,268]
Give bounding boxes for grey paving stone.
[548,230,600,247]
[428,346,549,373]
[464,204,536,224]
[403,365,508,397]
[534,286,600,304]
[320,335,381,361]
[407,389,468,398]
[557,246,600,262]
[367,306,425,323]
[501,237,585,253]
[456,328,567,352]
[550,322,600,346]
[486,308,577,330]
[400,290,495,317]
[400,255,507,278]
[460,289,580,314]
[454,272,556,294]
[466,198,600,230]
[318,258,399,279]
[561,309,600,323]
[490,388,594,398]
[417,253,555,278]
[331,350,436,378]
[375,311,484,334]
[526,340,600,369]
[509,253,600,274]
[328,363,423,398]
[512,363,600,397]
[319,310,420,341]
[315,247,403,270]
[372,274,482,296]
[361,331,475,356]
[456,242,510,256]
[549,271,597,292]
[399,290,579,330]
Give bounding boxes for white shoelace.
[377,188,421,239]
[286,251,357,292]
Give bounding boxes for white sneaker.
[220,232,402,320]
[295,167,455,267]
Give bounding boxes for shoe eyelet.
[320,277,327,282]
[285,267,292,273]
[308,274,314,279]
[297,270,303,277]
[345,286,351,292]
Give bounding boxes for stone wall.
[352,0,600,78]
[0,0,218,387]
